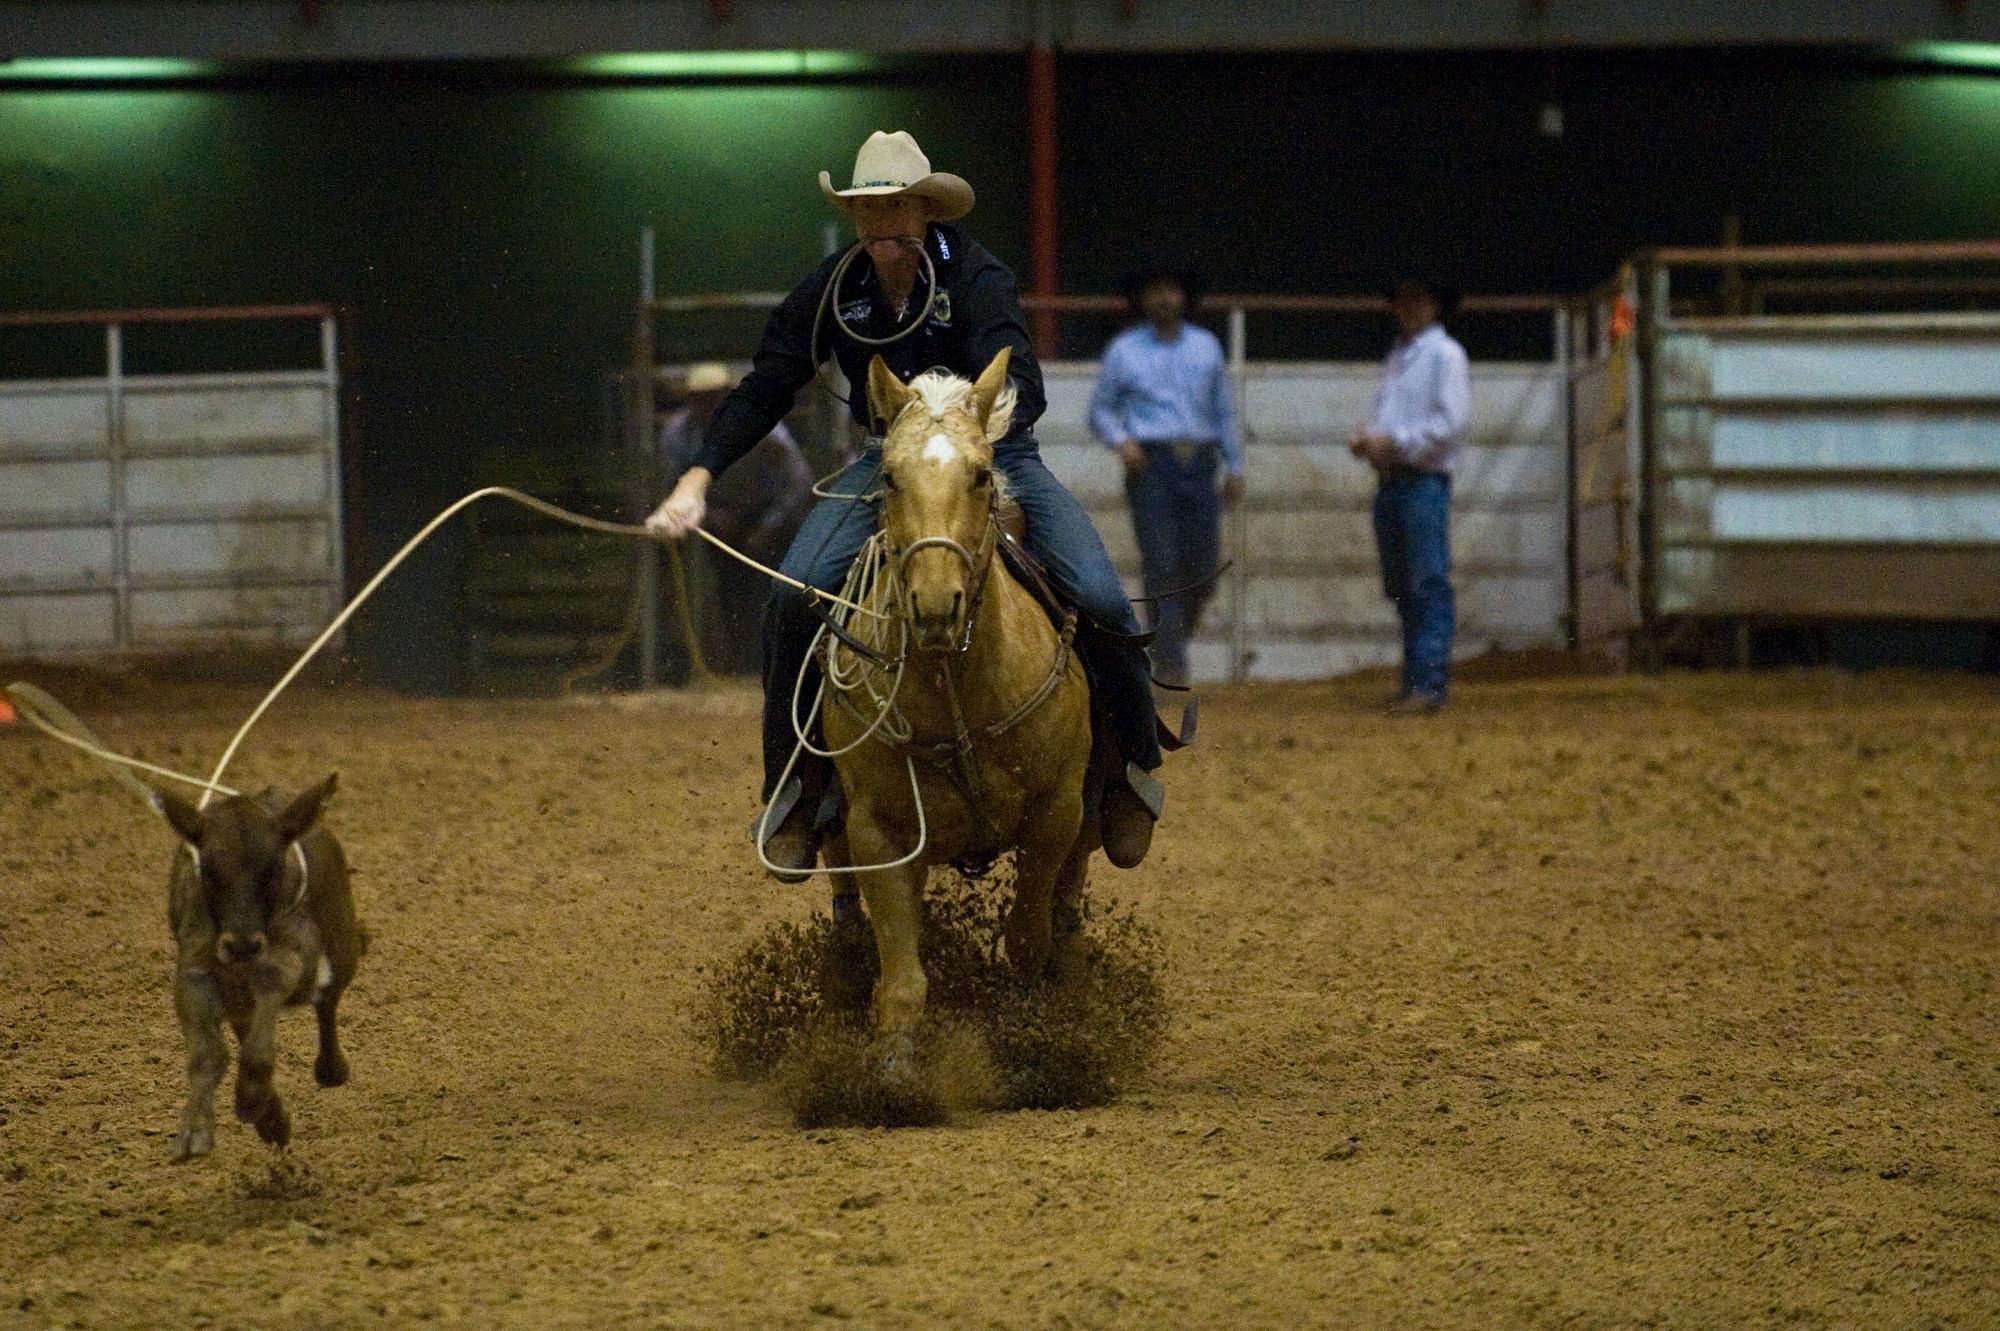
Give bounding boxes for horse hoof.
[878,1032,920,1084]
[170,1126,213,1162]
[314,1051,350,1088]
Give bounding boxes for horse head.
[869,348,1017,652]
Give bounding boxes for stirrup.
[751,777,818,882]
[1101,763,1162,869]
[1124,762,1165,819]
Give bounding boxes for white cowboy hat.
[818,130,975,221]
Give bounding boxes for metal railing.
[1636,242,2000,642]
[0,304,344,657]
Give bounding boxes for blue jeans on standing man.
[760,433,1162,803]
[1124,442,1222,685]
[1371,468,1455,701]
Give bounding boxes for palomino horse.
[816,348,1097,1038]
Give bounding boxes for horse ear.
[969,346,1016,444]
[276,773,338,844]
[154,790,205,845]
[867,356,912,429]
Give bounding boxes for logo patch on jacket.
[926,290,953,327]
[838,298,873,324]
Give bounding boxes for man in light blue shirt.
[1088,270,1245,685]
[1350,276,1472,712]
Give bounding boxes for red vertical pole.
[1027,41,1060,360]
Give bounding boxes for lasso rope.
[8,485,881,818]
[3,680,239,803]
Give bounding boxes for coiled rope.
[754,529,940,878]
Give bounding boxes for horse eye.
[880,470,899,493]
[971,467,992,489]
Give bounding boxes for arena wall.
[1038,360,1568,682]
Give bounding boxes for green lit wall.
[0,69,1026,689]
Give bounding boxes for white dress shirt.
[1368,323,1472,475]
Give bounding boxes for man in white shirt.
[1087,270,1245,685]
[1349,277,1472,712]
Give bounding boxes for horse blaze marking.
[923,433,957,465]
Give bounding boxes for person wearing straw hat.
[656,361,817,673]
[645,130,1166,882]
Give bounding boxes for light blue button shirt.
[1087,322,1245,476]
[1369,323,1472,475]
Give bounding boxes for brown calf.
[155,775,366,1161]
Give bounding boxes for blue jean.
[1371,469,1455,700]
[760,434,1161,800]
[1124,443,1222,684]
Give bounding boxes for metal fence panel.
[1646,308,2000,620]
[1039,357,1571,682]
[0,313,343,658]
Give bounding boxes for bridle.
[887,484,1001,656]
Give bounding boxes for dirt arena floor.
[3,668,1998,1329]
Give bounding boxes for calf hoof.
[314,1049,350,1088]
[234,1083,291,1146]
[251,1099,292,1148]
[170,1125,214,1162]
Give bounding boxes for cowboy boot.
[1100,763,1164,869]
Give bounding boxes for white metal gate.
[1639,245,2000,624]
[0,307,344,658]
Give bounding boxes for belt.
[1138,438,1219,464]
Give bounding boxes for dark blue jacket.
[694,222,1046,477]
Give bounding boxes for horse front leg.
[818,834,875,1018]
[845,814,928,1037]
[1006,784,1086,984]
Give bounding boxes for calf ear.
[153,790,206,845]
[277,773,339,844]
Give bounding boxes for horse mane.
[902,367,1017,445]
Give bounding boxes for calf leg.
[171,969,229,1162]
[313,980,351,1088]
[233,959,302,1148]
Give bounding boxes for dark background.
[3,47,1997,689]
